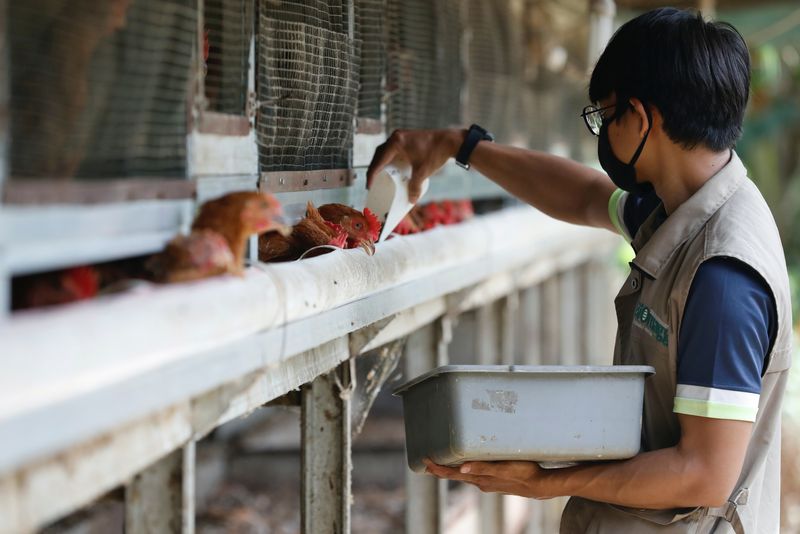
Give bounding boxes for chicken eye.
[355,222,363,229]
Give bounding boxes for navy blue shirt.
[614,191,776,421]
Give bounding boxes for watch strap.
[455,124,494,170]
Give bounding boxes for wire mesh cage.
[355,0,386,122]
[256,0,360,173]
[385,0,464,132]
[203,0,253,116]
[464,0,526,144]
[8,0,196,181]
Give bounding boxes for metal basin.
[393,365,655,473]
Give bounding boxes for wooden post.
[540,277,560,364]
[501,292,519,365]
[558,270,580,365]
[541,275,568,532]
[587,0,616,71]
[476,303,505,534]
[405,321,448,534]
[519,286,545,534]
[125,442,195,534]
[301,359,353,534]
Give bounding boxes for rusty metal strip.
[197,111,251,136]
[3,179,196,205]
[259,168,355,193]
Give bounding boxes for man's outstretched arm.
[366,129,618,232]
[425,414,752,509]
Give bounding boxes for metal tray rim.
[392,364,656,396]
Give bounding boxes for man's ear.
[628,98,652,138]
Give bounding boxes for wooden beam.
[0,405,192,533]
[125,443,195,534]
[301,357,353,534]
[404,323,448,534]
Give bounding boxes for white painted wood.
[541,276,561,364]
[0,208,618,529]
[183,442,196,534]
[187,131,258,177]
[353,133,386,168]
[126,448,185,534]
[558,269,580,365]
[195,175,258,204]
[588,0,617,72]
[0,200,193,275]
[358,297,446,354]
[405,324,448,534]
[301,357,352,534]
[0,405,192,533]
[475,303,505,533]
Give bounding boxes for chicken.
[146,230,235,283]
[260,201,348,262]
[388,200,474,239]
[191,191,285,273]
[393,213,421,236]
[12,266,99,310]
[317,204,381,255]
[146,191,285,282]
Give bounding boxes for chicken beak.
[358,239,376,256]
[267,214,293,237]
[274,224,293,237]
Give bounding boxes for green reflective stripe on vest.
[608,188,627,238]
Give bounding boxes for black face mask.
[598,107,653,194]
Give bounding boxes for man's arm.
[366,129,617,232]
[425,413,752,509]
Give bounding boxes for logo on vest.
[633,303,669,347]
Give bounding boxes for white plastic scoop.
[365,160,430,242]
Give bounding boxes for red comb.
[64,266,99,299]
[362,207,381,241]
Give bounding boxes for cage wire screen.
[8,0,196,180]
[464,0,525,144]
[257,0,360,173]
[355,0,385,120]
[386,0,463,132]
[204,0,252,116]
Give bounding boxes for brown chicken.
[260,202,348,262]
[317,204,381,255]
[191,191,285,272]
[146,230,235,283]
[148,191,285,282]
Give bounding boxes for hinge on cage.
[246,91,258,120]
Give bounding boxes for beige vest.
[561,153,793,533]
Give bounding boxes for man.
[367,8,792,533]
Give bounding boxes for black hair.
[589,7,750,151]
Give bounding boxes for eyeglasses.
[580,104,616,136]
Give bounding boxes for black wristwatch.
[455,124,495,170]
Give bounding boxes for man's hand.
[366,129,465,203]
[422,414,753,510]
[424,458,556,499]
